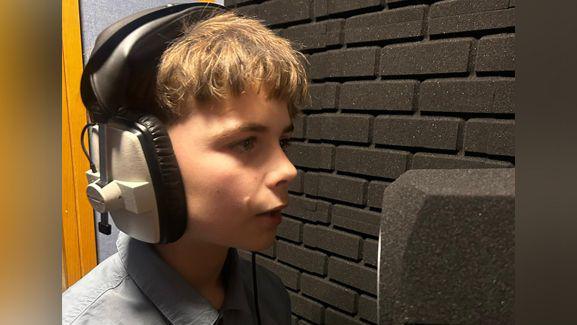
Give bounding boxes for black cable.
[81,122,97,173]
[251,252,262,325]
[81,122,112,235]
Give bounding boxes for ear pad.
[113,108,187,243]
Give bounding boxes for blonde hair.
[155,11,310,124]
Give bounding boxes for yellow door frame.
[62,0,97,290]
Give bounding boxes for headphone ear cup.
[116,108,187,243]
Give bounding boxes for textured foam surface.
[378,168,514,325]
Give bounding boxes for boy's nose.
[268,147,298,189]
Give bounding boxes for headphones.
[80,3,227,244]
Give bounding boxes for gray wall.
[79,0,224,262]
[226,1,515,324]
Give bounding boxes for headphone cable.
[80,122,111,235]
[80,122,97,173]
[251,252,262,325]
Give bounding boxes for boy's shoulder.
[62,241,291,325]
[61,253,167,325]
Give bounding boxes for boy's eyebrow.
[213,122,294,141]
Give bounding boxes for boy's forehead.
[209,87,287,118]
[181,94,291,141]
[195,86,278,115]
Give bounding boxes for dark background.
[226,1,516,324]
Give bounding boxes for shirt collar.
[116,232,251,325]
[220,242,251,313]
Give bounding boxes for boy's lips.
[258,209,283,225]
[256,203,287,216]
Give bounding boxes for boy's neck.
[152,236,229,306]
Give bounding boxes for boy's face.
[167,88,297,251]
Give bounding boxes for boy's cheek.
[186,175,255,218]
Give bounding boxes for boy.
[63,9,309,325]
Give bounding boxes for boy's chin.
[241,235,276,253]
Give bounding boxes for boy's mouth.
[256,204,287,216]
[257,209,283,225]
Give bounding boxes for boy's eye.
[230,137,292,153]
[232,137,256,152]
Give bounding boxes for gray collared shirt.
[62,232,291,325]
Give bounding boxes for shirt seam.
[68,273,130,325]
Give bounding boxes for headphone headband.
[81,3,226,123]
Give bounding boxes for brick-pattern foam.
[226,0,515,323]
